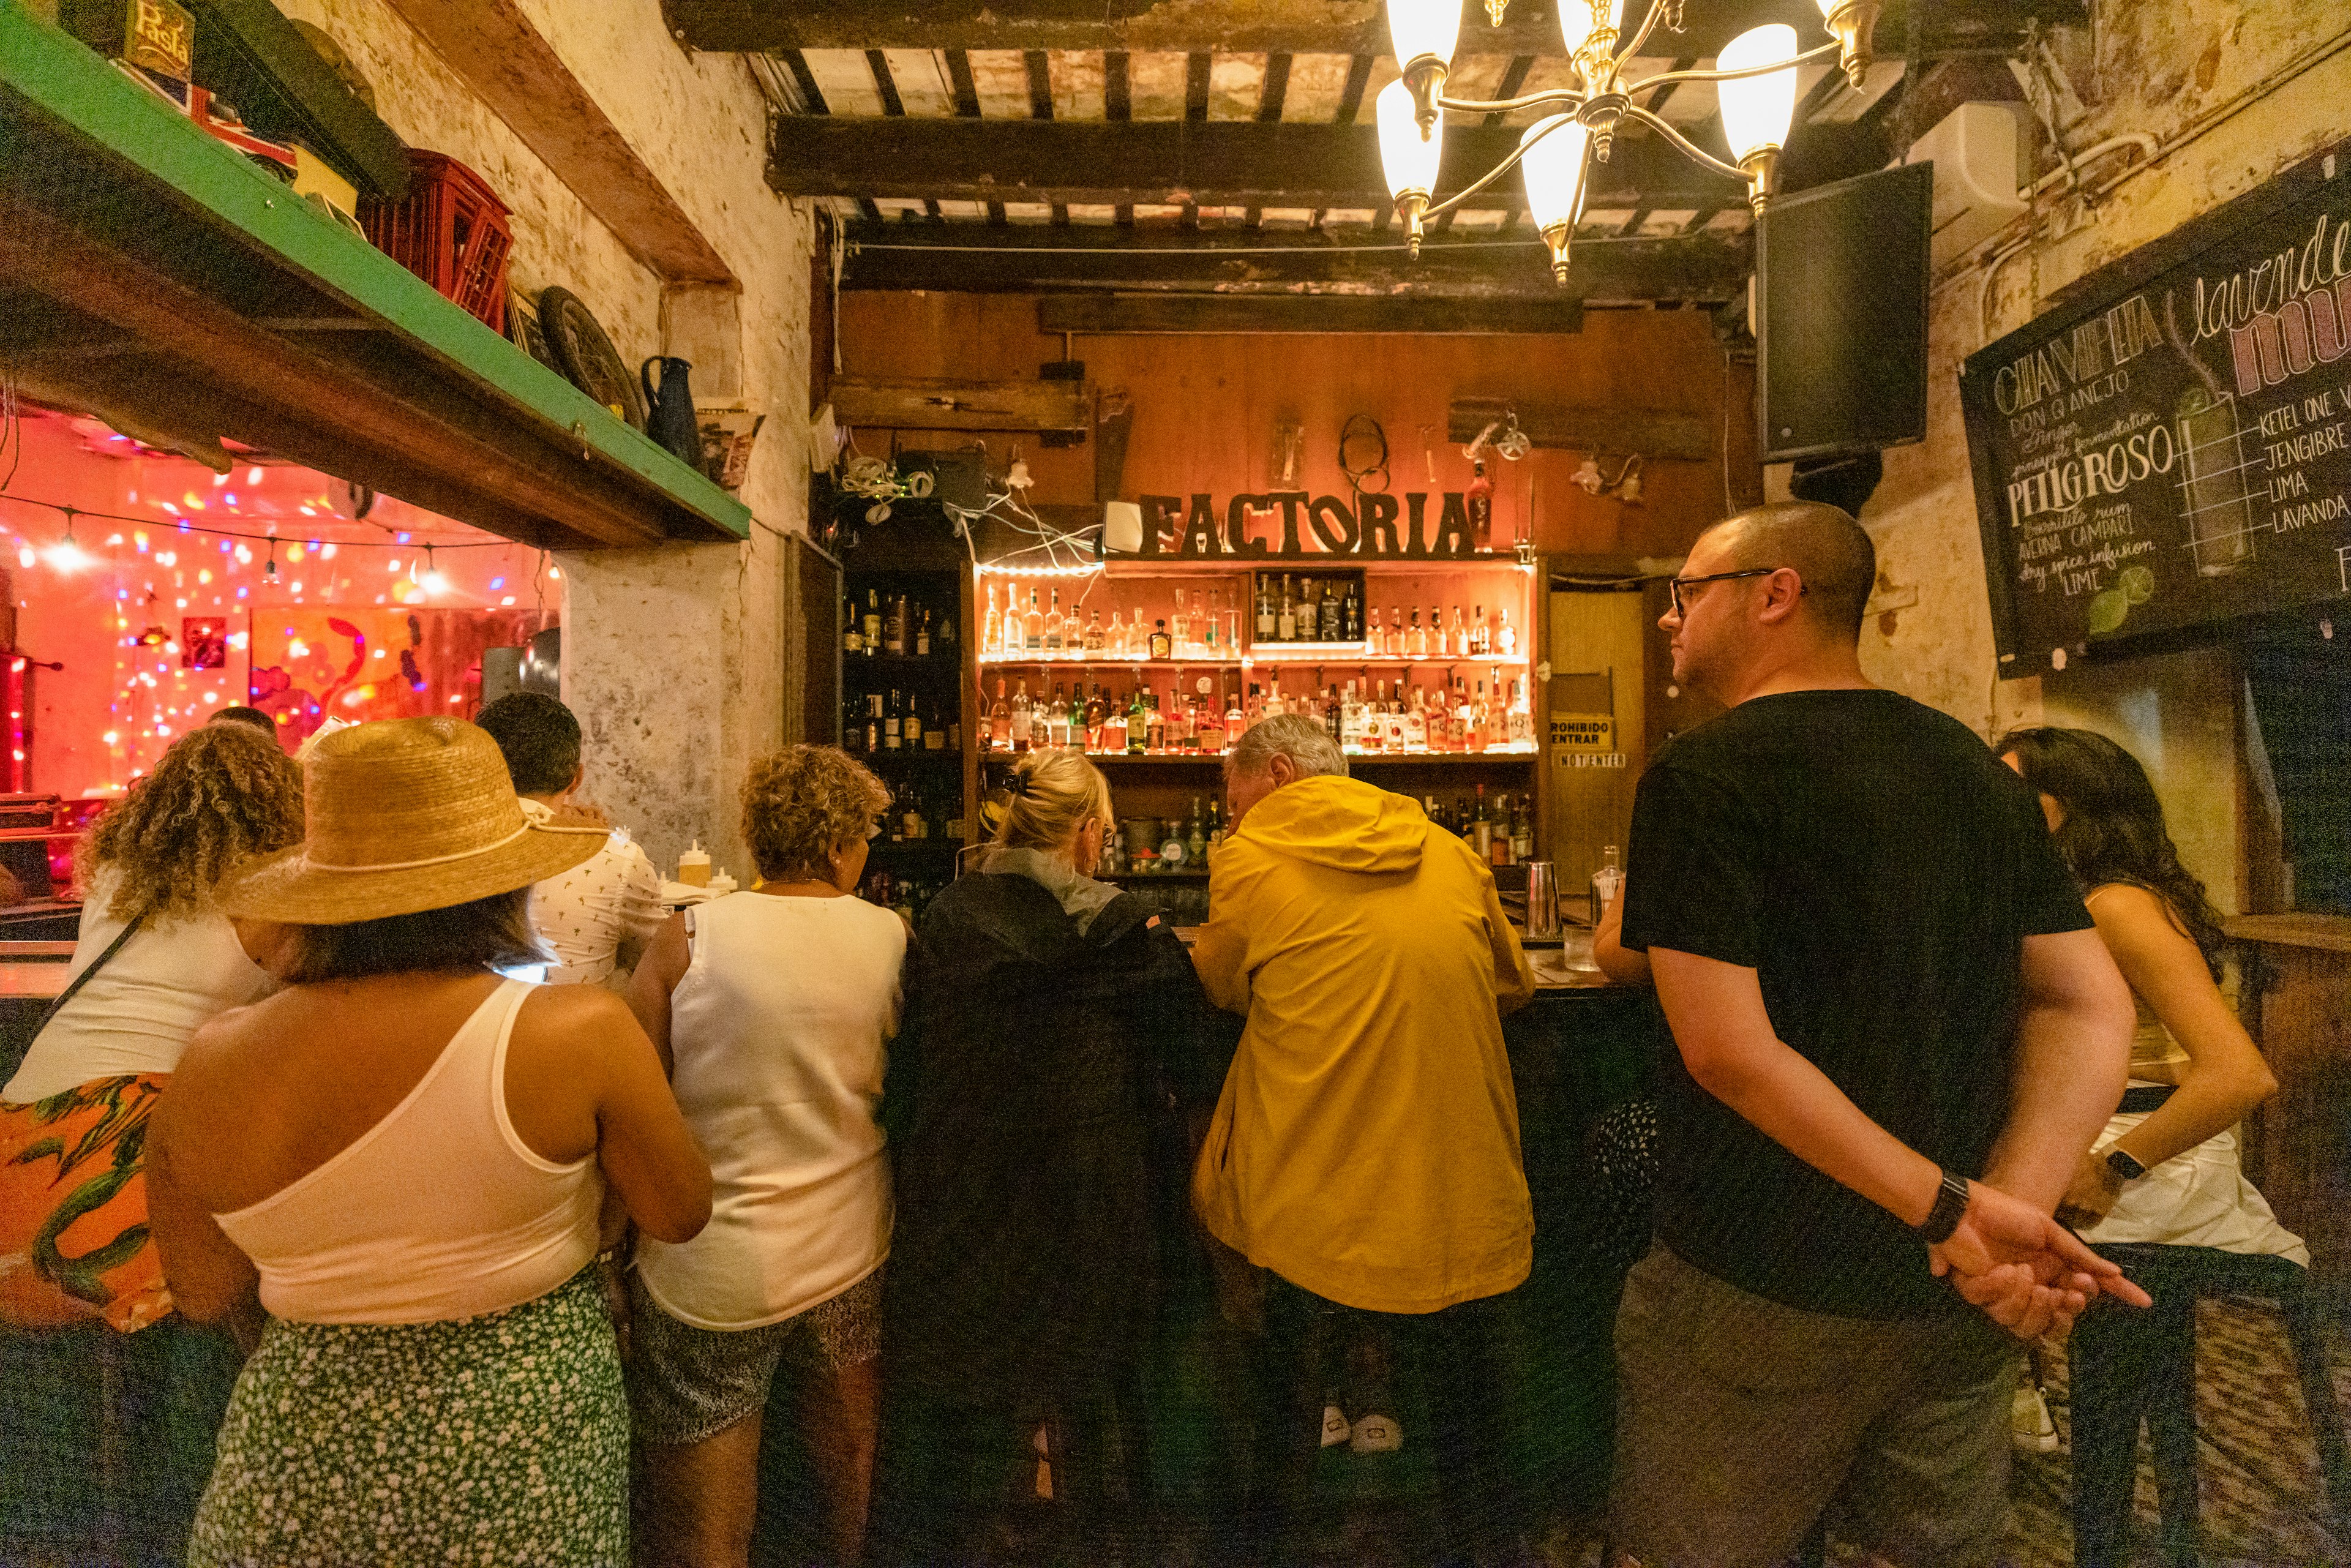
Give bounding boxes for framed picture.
[181,617,227,670]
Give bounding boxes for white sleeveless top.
[214,980,604,1324]
[4,868,270,1102]
[635,891,904,1330]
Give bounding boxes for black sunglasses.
[1667,566,1803,617]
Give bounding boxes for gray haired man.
[1190,715,1537,1561]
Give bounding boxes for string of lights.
[0,490,514,552]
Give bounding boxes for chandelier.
[1376,0,1881,281]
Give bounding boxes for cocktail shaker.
[1523,860,1560,938]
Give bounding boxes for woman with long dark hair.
[1997,726,2304,1568]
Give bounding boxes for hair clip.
[1004,772,1030,798]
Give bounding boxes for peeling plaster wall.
[1843,3,2351,910]
[274,0,815,879]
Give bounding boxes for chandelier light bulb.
[1375,80,1444,255]
[1519,116,1593,284]
[1384,0,1457,132]
[1817,0,1882,89]
[1559,0,1628,76]
[1718,23,1798,209]
[1384,0,1460,78]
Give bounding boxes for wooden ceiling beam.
[666,0,2055,61]
[836,223,1752,301]
[767,118,1745,211]
[1038,293,1586,334]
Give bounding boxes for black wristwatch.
[2105,1148,2148,1182]
[1914,1168,1972,1245]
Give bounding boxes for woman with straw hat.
[143,717,712,1567]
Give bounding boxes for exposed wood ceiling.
[664,0,2082,311]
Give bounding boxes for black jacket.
[882,870,1229,1405]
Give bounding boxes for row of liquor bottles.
[1093,786,1540,872]
[871,778,965,844]
[843,588,957,658]
[858,868,945,921]
[982,672,1537,757]
[980,581,1520,661]
[846,690,962,755]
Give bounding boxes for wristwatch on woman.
[2105,1147,2148,1182]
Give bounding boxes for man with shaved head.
[1607,502,2149,1566]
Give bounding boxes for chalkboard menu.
[1963,146,2351,662]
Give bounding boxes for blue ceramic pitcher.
[640,356,700,467]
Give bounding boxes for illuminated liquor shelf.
[975,651,1530,667]
[983,748,1540,765]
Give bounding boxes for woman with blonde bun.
[876,748,1227,1564]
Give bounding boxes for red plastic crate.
[362,150,512,332]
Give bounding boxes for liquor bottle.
[1149,619,1172,659]
[887,593,909,655]
[1256,576,1277,643]
[1277,575,1297,642]
[1171,694,1196,752]
[1225,686,1246,745]
[1170,593,1189,655]
[1084,682,1107,748]
[1452,606,1469,658]
[1387,605,1404,656]
[1201,592,1219,656]
[844,596,864,656]
[1009,680,1033,752]
[1510,797,1533,865]
[1144,691,1168,752]
[1225,591,1241,656]
[1044,588,1066,653]
[1497,609,1517,658]
[1403,686,1428,751]
[1466,457,1493,549]
[1471,783,1493,862]
[863,692,883,753]
[1469,604,1487,658]
[1042,683,1067,748]
[915,608,932,658]
[1024,589,1044,653]
[1427,604,1443,656]
[1322,685,1342,745]
[1244,683,1264,726]
[924,699,945,749]
[903,694,923,749]
[1188,800,1207,864]
[902,781,925,841]
[1464,680,1487,754]
[1489,793,1513,866]
[1592,846,1624,921]
[1338,681,1361,750]
[1103,691,1129,754]
[1206,797,1225,852]
[1408,606,1425,656]
[1126,686,1149,755]
[989,678,1010,751]
[1343,581,1363,644]
[863,590,883,655]
[1320,580,1343,641]
[1106,609,1127,658]
[1083,609,1104,653]
[1426,683,1452,751]
[1367,607,1383,653]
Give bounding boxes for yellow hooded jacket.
[1190,775,1538,1313]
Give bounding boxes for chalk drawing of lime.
[2120,565,2155,604]
[2086,588,2130,636]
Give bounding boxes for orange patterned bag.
[0,1073,174,1332]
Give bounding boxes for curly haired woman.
[0,720,302,1559]
[625,746,907,1568]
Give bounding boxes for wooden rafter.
[767,119,1745,211]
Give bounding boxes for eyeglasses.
[1667,566,1803,617]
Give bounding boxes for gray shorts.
[1610,1244,2020,1568]
[626,1268,882,1448]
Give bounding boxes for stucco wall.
[1847,5,2351,909]
[276,0,814,878]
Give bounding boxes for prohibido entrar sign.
[1962,140,2351,662]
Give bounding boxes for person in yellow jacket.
[1190,712,1537,1563]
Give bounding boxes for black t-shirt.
[1621,688,2090,1319]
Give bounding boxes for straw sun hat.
[217,717,608,925]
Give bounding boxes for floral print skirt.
[187,1267,627,1567]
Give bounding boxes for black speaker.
[1758,161,1933,464]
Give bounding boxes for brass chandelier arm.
[1617,104,1752,181]
[1421,137,1544,219]
[1621,39,1840,95]
[1431,88,1590,116]
[1611,0,1676,83]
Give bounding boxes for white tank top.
[4,868,270,1102]
[636,891,904,1330]
[214,979,603,1324]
